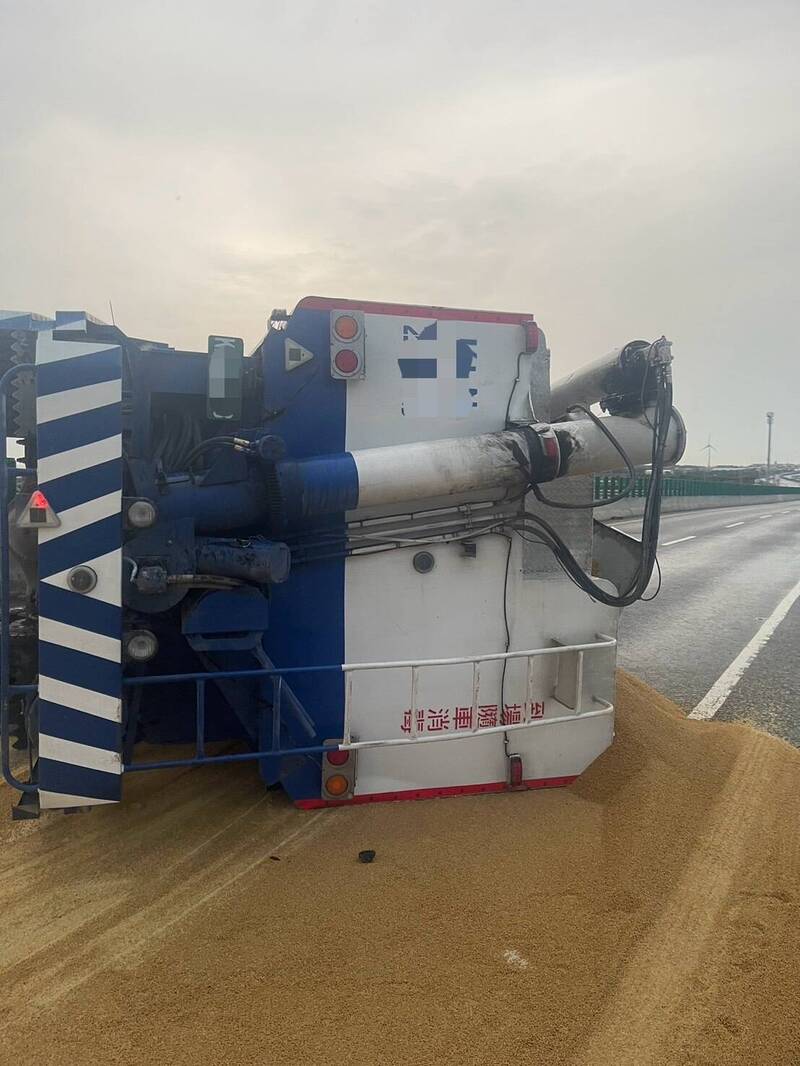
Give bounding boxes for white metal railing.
[340,634,616,750]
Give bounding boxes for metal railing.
[594,474,800,500]
[340,635,617,749]
[123,633,616,773]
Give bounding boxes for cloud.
[1,0,799,463]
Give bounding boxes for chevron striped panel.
[35,329,123,810]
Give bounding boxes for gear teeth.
[3,329,35,437]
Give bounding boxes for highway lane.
[606,501,800,742]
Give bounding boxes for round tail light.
[324,773,350,797]
[334,314,360,341]
[334,348,360,376]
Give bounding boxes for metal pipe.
[286,410,684,519]
[550,346,632,418]
[555,408,686,476]
[549,337,672,419]
[353,432,527,508]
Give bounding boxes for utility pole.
[766,412,774,483]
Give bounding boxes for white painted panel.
[39,675,121,722]
[345,314,526,451]
[345,534,619,795]
[39,790,117,809]
[37,434,121,484]
[340,309,617,797]
[39,734,121,774]
[42,547,121,607]
[38,490,121,543]
[39,617,120,662]
[35,334,117,365]
[37,379,121,423]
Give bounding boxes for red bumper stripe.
[294,775,577,810]
[296,295,532,326]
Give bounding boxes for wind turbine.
[702,435,717,475]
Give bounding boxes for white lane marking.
[725,521,745,528]
[662,535,696,546]
[759,513,775,519]
[690,575,800,720]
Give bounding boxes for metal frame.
[122,634,616,774]
[0,364,39,794]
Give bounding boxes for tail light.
[322,740,356,799]
[333,314,361,342]
[330,310,365,379]
[508,753,525,790]
[524,320,540,352]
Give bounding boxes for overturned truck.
[0,298,684,816]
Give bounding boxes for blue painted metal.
[0,304,360,809]
[258,305,347,800]
[276,452,359,520]
[182,589,270,636]
[149,474,272,534]
[122,661,346,776]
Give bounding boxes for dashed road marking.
[725,522,745,528]
[662,536,696,546]
[690,575,800,720]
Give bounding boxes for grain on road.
[1,671,799,1066]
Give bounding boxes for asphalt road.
[609,500,800,744]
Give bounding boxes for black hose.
[511,372,672,607]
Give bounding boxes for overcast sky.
[2,0,798,465]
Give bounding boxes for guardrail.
[594,475,800,500]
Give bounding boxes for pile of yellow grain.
[1,671,798,1065]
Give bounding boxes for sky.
[1,0,798,466]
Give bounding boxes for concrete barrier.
[596,494,800,521]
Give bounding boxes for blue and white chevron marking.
[35,329,123,810]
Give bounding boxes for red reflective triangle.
[30,490,50,509]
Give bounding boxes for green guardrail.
[593,476,800,500]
